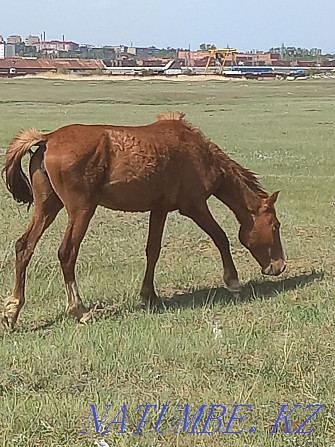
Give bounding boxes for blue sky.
[2,0,335,53]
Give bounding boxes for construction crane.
[204,48,237,74]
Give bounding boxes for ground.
[0,76,334,446]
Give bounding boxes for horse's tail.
[2,128,46,206]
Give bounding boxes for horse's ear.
[266,190,280,208]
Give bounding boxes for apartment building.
[7,35,22,44]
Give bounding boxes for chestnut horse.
[2,112,285,330]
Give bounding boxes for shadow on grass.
[163,270,324,310]
[0,314,66,336]
[24,314,67,332]
[0,271,324,334]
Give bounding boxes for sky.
[2,0,335,53]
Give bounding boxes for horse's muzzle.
[262,260,286,276]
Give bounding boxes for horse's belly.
[99,180,165,212]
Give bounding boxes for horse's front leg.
[180,203,241,294]
[140,210,168,307]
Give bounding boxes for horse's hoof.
[226,279,242,294]
[2,296,20,331]
[232,292,242,302]
[148,297,164,311]
[140,290,163,311]
[140,299,163,313]
[78,310,94,325]
[1,314,15,331]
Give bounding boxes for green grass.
[0,76,335,446]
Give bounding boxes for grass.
[0,76,335,446]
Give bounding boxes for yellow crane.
[204,48,237,74]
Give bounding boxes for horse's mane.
[157,111,268,203]
[157,111,185,121]
[218,151,268,199]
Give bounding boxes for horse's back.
[42,121,221,211]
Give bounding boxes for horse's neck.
[218,175,263,225]
[211,146,265,224]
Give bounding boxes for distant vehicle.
[290,69,306,76]
[231,66,274,73]
[102,60,175,75]
[223,66,275,78]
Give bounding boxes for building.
[0,42,17,58]
[127,46,161,56]
[0,57,104,77]
[5,44,17,58]
[7,35,22,44]
[0,35,4,42]
[177,50,208,62]
[108,45,127,54]
[177,50,280,67]
[25,35,40,46]
[34,40,79,53]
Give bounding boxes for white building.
[0,42,5,59]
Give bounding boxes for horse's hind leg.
[180,203,241,293]
[2,163,63,330]
[57,205,96,323]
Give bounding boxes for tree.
[199,43,216,51]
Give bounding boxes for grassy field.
[0,76,335,446]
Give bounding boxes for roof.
[39,40,78,45]
[0,58,104,70]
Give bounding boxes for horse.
[2,112,286,330]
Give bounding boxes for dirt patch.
[23,72,232,82]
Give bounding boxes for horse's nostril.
[262,261,286,276]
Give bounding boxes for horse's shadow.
[162,271,324,310]
[1,271,323,334]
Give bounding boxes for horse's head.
[239,191,286,276]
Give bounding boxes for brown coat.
[2,112,285,330]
